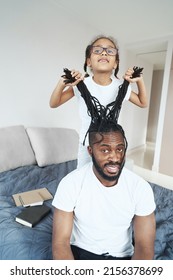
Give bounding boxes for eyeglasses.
[92,46,117,56]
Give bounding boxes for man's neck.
[92,166,118,187]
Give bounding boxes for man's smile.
[104,163,121,174]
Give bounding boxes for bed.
[0,125,78,259]
[0,125,173,260]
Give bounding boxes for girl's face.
[87,38,118,74]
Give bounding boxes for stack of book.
[15,204,51,228]
[13,187,53,227]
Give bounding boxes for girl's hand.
[123,68,142,83]
[62,69,84,86]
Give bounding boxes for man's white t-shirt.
[74,76,131,145]
[52,163,155,258]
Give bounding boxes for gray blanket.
[0,161,77,259]
[150,183,173,260]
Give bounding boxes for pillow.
[26,127,79,167]
[0,125,36,172]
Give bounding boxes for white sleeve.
[134,180,156,216]
[52,172,80,212]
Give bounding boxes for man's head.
[88,121,128,187]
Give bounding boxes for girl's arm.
[124,68,148,108]
[49,70,83,108]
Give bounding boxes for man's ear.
[87,146,92,156]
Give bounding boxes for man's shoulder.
[122,167,150,186]
[61,162,92,182]
[122,167,136,176]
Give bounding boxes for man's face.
[88,131,126,187]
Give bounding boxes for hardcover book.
[13,187,53,207]
[15,204,51,227]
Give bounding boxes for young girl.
[50,35,147,168]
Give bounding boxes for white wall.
[160,70,173,176]
[147,70,163,143]
[0,0,100,132]
[0,0,149,153]
[119,50,153,150]
[152,39,173,173]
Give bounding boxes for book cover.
[15,204,51,228]
[13,187,53,207]
[18,192,44,207]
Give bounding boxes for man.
[52,122,156,260]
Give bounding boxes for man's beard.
[92,154,125,182]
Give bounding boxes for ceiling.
[54,0,173,70]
